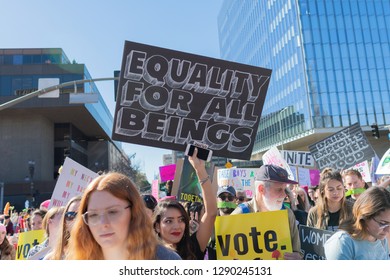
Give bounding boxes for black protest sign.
[299,225,334,260]
[173,157,215,203]
[112,41,272,160]
[308,123,375,170]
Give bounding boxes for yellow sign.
[215,210,292,260]
[16,230,45,260]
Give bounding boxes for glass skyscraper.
[217,0,390,156]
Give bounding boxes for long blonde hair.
[66,172,158,259]
[48,196,81,260]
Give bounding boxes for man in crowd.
[343,169,367,204]
[217,186,237,216]
[231,164,302,260]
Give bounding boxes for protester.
[3,202,14,236]
[293,186,311,212]
[27,206,65,260]
[0,223,15,260]
[30,209,47,231]
[206,186,238,260]
[231,164,302,260]
[142,194,158,218]
[153,148,217,260]
[165,180,173,196]
[342,169,367,203]
[66,172,180,260]
[324,187,390,259]
[217,186,237,216]
[307,168,353,231]
[44,195,81,260]
[307,186,319,206]
[236,190,248,204]
[285,187,308,226]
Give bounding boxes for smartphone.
[185,144,213,162]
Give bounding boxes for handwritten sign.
[49,157,98,208]
[217,168,259,198]
[281,150,315,167]
[299,225,334,260]
[262,146,295,180]
[112,41,272,160]
[348,160,371,182]
[16,230,45,260]
[309,123,375,171]
[215,210,292,260]
[159,164,176,182]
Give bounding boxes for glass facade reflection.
[0,48,113,137]
[217,0,390,154]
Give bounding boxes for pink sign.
[152,180,159,199]
[159,164,176,182]
[309,169,320,186]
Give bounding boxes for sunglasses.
[219,195,234,201]
[64,211,78,222]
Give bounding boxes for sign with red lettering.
[112,41,272,160]
[49,157,98,209]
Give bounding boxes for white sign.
[348,160,371,182]
[38,78,60,98]
[281,150,314,167]
[262,146,295,181]
[49,157,98,208]
[217,168,259,198]
[376,148,390,175]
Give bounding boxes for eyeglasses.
[372,217,390,230]
[64,211,78,222]
[82,205,131,226]
[219,195,234,201]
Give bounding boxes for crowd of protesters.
[1,147,390,261]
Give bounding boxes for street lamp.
[28,160,35,208]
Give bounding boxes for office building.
[0,48,128,209]
[217,0,389,159]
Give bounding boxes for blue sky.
[1,0,223,182]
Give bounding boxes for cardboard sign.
[348,160,371,182]
[376,147,390,175]
[215,210,292,260]
[262,146,295,180]
[217,168,259,198]
[299,225,334,260]
[159,164,176,182]
[173,158,215,202]
[16,230,45,260]
[309,169,320,186]
[112,41,272,160]
[281,150,315,167]
[49,157,98,208]
[309,123,375,171]
[151,179,159,199]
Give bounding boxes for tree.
[111,153,151,192]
